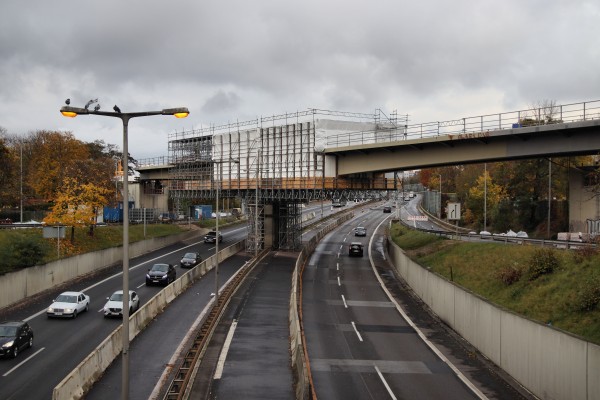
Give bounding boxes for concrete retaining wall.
[0,230,197,310]
[52,240,245,400]
[388,239,600,400]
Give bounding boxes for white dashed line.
[351,321,363,342]
[374,364,397,400]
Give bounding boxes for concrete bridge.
[136,100,600,250]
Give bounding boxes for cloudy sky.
[1,0,598,159]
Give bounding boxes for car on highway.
[354,226,367,237]
[0,321,33,359]
[103,290,140,318]
[146,263,176,286]
[47,291,90,318]
[180,252,202,268]
[383,206,392,213]
[348,242,364,257]
[204,230,223,243]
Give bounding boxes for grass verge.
[390,222,600,345]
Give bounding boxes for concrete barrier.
[52,240,246,400]
[0,230,198,310]
[387,237,600,400]
[289,212,354,400]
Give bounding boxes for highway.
[301,203,531,399]
[0,198,536,399]
[0,224,249,400]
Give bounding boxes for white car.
[103,290,140,318]
[47,291,90,318]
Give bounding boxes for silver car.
[47,291,90,318]
[103,290,140,318]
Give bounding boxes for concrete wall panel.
[453,289,501,364]
[589,343,600,399]
[1,230,195,310]
[387,238,599,400]
[427,272,455,326]
[500,312,588,400]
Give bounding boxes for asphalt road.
[301,204,533,399]
[0,224,248,400]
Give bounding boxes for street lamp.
[212,158,239,304]
[60,102,188,400]
[438,174,442,219]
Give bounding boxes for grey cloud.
[0,0,598,158]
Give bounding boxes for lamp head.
[60,106,88,118]
[162,107,190,118]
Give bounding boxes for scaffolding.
[166,108,403,251]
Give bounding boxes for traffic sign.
[447,203,461,220]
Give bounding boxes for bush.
[572,245,598,264]
[9,235,45,269]
[528,248,559,281]
[573,279,600,311]
[497,263,523,285]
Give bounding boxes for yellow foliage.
[44,177,111,227]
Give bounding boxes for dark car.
[349,242,364,257]
[180,252,202,268]
[146,263,176,286]
[0,321,33,359]
[354,227,367,237]
[204,230,223,243]
[383,206,392,213]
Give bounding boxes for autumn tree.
[44,177,111,242]
[27,131,91,200]
[0,129,17,206]
[464,171,506,229]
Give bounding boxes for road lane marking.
[214,320,238,379]
[25,240,208,322]
[2,347,45,377]
[336,262,339,271]
[341,295,348,308]
[368,218,488,400]
[374,364,397,400]
[351,321,363,342]
[337,276,341,286]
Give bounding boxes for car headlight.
[146,274,151,279]
[2,341,14,348]
[64,308,74,313]
[48,307,54,313]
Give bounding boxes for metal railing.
[325,99,600,147]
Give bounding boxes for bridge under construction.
[139,99,600,252]
[166,109,405,252]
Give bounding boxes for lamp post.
[438,173,442,219]
[20,140,23,223]
[484,163,487,232]
[212,158,239,304]
[60,103,188,400]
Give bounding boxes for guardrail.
[405,202,593,249]
[290,211,356,400]
[326,99,600,147]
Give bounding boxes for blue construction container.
[193,205,213,220]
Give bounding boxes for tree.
[0,129,17,206]
[465,171,506,229]
[27,131,91,200]
[44,177,111,242]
